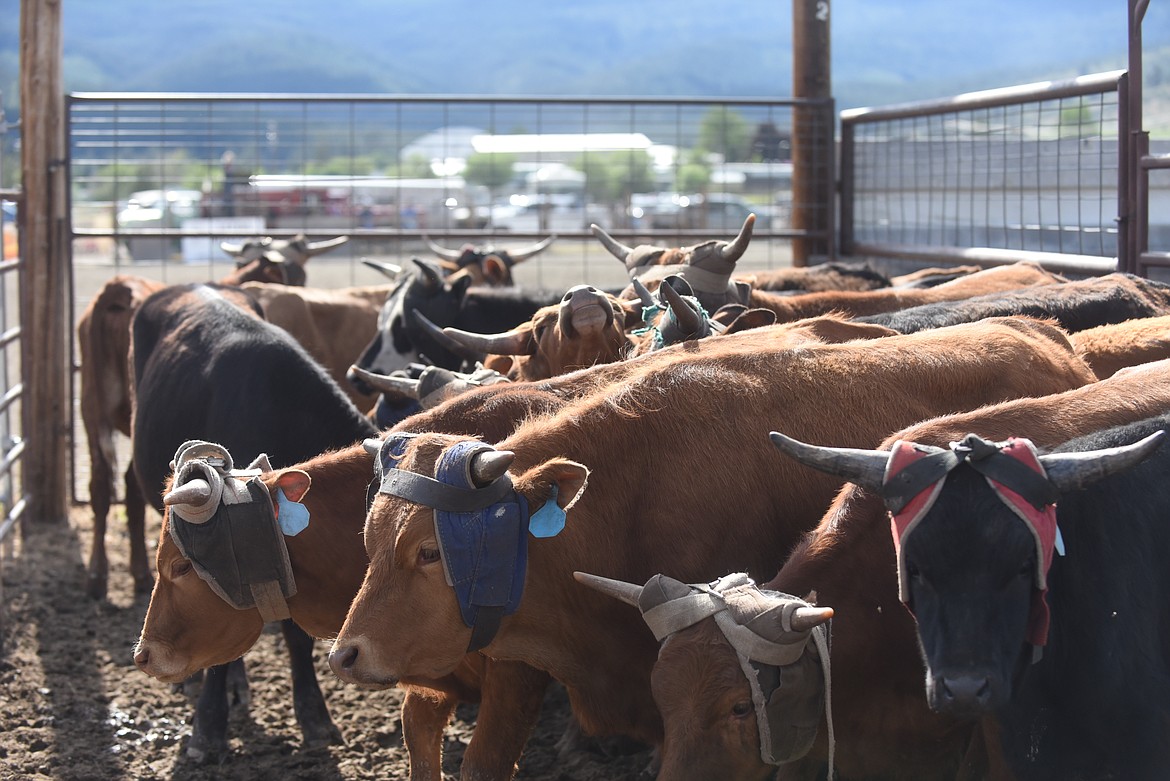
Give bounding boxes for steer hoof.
[185,731,228,764]
[301,719,345,749]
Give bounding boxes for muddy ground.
[0,506,654,781]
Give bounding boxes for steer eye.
[170,559,192,579]
[417,547,442,566]
[731,700,753,719]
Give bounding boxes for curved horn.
[162,479,214,513]
[630,278,656,309]
[590,224,634,263]
[219,240,247,257]
[720,213,756,262]
[659,277,704,337]
[508,234,556,262]
[424,235,464,262]
[361,258,403,280]
[1040,430,1166,493]
[410,257,444,293]
[769,431,890,492]
[347,365,422,400]
[470,449,515,486]
[573,572,644,608]
[408,310,487,361]
[303,235,349,257]
[415,310,534,357]
[789,606,835,633]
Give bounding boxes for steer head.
[574,571,833,780]
[767,428,1165,721]
[425,234,555,287]
[329,433,588,688]
[134,458,312,684]
[219,233,347,286]
[595,215,755,313]
[415,285,641,381]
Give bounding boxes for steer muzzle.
[327,637,400,690]
[926,670,1003,720]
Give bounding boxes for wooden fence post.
[19,0,69,525]
[792,0,835,265]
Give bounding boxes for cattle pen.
[3,0,1170,779]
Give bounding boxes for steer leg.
[187,664,232,762]
[85,446,113,600]
[281,619,344,747]
[124,458,153,594]
[401,688,458,781]
[460,660,551,781]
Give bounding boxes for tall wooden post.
[20,0,69,525]
[792,0,834,265]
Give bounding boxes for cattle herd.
[69,214,1170,779]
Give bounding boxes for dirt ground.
[0,506,655,781]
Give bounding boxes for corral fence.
[0,97,27,640]
[64,94,834,505]
[839,70,1129,278]
[66,94,833,281]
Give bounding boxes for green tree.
[698,107,752,162]
[462,152,517,191]
[399,154,437,178]
[573,150,655,203]
[675,149,711,192]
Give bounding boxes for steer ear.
[276,470,312,504]
[516,458,590,511]
[482,255,510,286]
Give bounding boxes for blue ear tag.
[276,487,311,536]
[529,486,566,538]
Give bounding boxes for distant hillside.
[2,0,1167,125]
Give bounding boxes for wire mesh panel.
[66,93,829,506]
[840,71,1124,273]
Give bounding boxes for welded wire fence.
[840,71,1126,275]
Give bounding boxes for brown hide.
[736,263,890,293]
[332,317,1094,749]
[650,359,1170,781]
[78,275,167,598]
[1069,315,1170,379]
[240,281,393,409]
[751,262,1064,322]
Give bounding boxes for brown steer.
[329,317,1094,759]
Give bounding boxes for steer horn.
[769,431,890,492]
[470,449,515,486]
[590,224,634,263]
[1039,430,1166,492]
[410,257,445,293]
[424,235,465,262]
[163,479,214,510]
[658,276,705,337]
[721,213,755,262]
[347,365,422,400]
[361,258,403,280]
[630,278,656,309]
[408,310,490,361]
[295,234,349,258]
[574,572,642,607]
[509,235,557,262]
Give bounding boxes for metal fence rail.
[839,71,1127,276]
[67,93,831,276]
[0,97,26,640]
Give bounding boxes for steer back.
[750,262,1064,322]
[656,358,1170,781]
[130,283,377,512]
[332,316,1095,747]
[1068,314,1170,378]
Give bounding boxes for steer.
[1067,314,1170,378]
[749,262,1063,322]
[348,258,563,385]
[79,256,322,600]
[328,317,1095,757]
[129,283,377,761]
[590,358,1170,780]
[857,272,1170,333]
[424,235,556,286]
